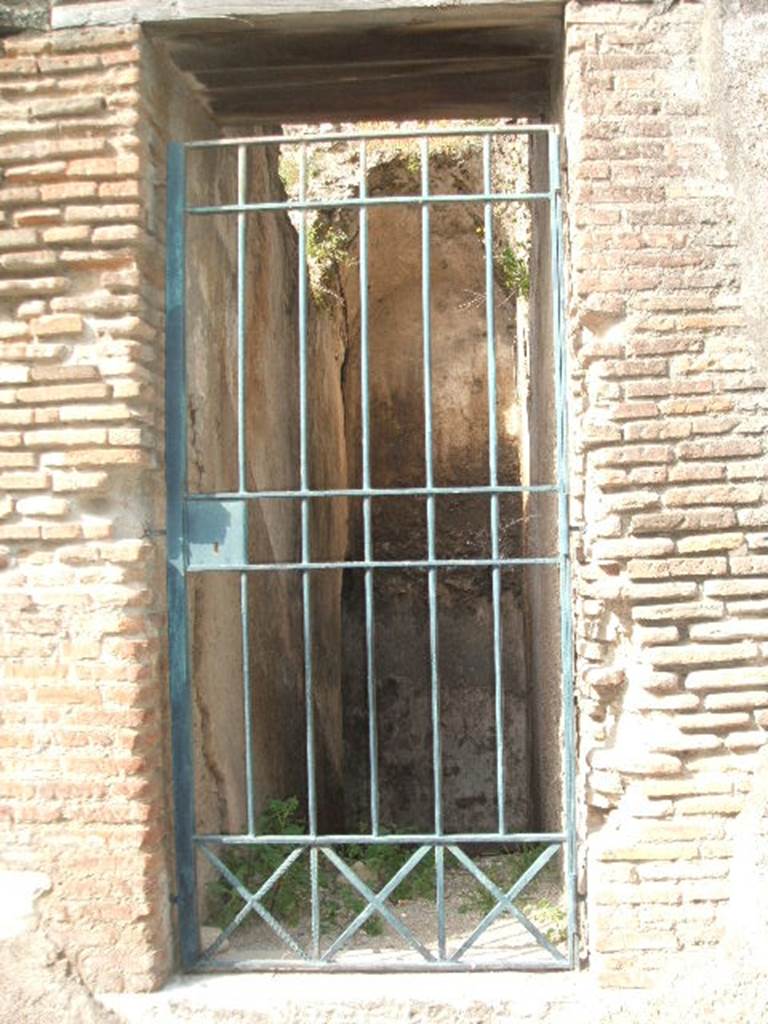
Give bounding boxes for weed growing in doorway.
[342,839,436,903]
[205,796,307,930]
[497,244,530,298]
[205,797,430,938]
[306,220,352,306]
[205,801,565,948]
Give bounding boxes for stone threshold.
[99,969,630,1024]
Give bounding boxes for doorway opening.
[157,2,572,974]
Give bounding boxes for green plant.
[277,146,318,198]
[317,837,434,938]
[207,803,566,951]
[278,151,299,195]
[206,796,307,930]
[497,244,530,298]
[403,151,421,177]
[320,883,384,937]
[342,840,436,904]
[523,896,568,946]
[306,219,352,307]
[473,226,530,301]
[206,799,419,938]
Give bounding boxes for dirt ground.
[0,931,120,1024]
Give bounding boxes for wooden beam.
[194,56,548,91]
[167,25,555,74]
[208,65,548,123]
[215,92,547,124]
[179,0,561,13]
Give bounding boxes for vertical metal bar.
[310,846,320,959]
[165,142,200,969]
[237,145,256,837]
[549,128,576,966]
[483,135,505,835]
[435,845,446,960]
[236,146,248,490]
[359,140,380,836]
[298,144,320,955]
[298,144,315,832]
[421,137,441,835]
[421,137,446,953]
[240,571,255,833]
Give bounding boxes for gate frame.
[164,124,575,973]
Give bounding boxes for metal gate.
[165,124,574,972]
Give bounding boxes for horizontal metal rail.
[188,192,550,215]
[186,124,558,150]
[186,484,557,500]
[194,958,572,973]
[186,557,560,573]
[195,832,567,846]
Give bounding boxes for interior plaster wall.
[147,43,350,850]
[523,133,563,836]
[333,151,531,833]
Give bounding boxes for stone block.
[648,642,758,667]
[686,666,768,692]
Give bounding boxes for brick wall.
[565,0,768,987]
[2,0,767,998]
[0,25,172,991]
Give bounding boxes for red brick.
[0,276,68,296]
[42,226,91,245]
[29,314,83,336]
[5,161,67,182]
[15,382,109,404]
[665,484,761,508]
[0,471,50,490]
[0,228,38,250]
[40,182,99,202]
[14,208,62,227]
[64,204,141,224]
[679,438,763,460]
[628,556,727,579]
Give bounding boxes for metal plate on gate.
[186,499,248,568]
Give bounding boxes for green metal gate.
[165,124,575,972]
